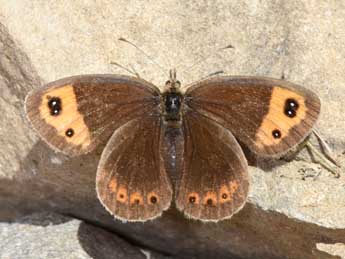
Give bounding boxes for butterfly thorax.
[162,69,183,124]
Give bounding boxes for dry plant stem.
[313,129,340,166]
[305,142,340,178]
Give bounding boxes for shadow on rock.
[1,138,344,259]
[78,221,146,259]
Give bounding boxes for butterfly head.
[162,69,183,122]
[165,68,181,91]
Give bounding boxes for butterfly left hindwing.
[96,115,172,221]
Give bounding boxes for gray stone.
[317,243,345,259]
[0,212,146,259]
[0,1,345,259]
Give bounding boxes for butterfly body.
[162,71,183,124]
[25,70,320,222]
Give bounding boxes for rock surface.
[0,212,148,259]
[0,1,345,259]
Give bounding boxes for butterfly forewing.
[96,115,173,222]
[175,110,249,221]
[25,75,160,156]
[185,76,321,157]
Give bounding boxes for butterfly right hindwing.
[175,110,249,221]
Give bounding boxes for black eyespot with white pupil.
[65,128,74,137]
[284,98,299,118]
[189,196,196,203]
[48,97,62,116]
[272,129,281,139]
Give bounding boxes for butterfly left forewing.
[175,110,249,222]
[185,76,321,157]
[25,75,160,156]
[96,115,172,222]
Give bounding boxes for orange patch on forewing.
[108,179,117,193]
[219,185,232,203]
[147,191,159,204]
[187,192,200,205]
[130,192,144,205]
[116,186,128,203]
[203,191,217,206]
[255,87,307,149]
[38,85,91,148]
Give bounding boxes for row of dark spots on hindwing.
[271,96,300,140]
[187,182,239,207]
[107,179,159,207]
[188,193,225,206]
[47,95,75,138]
[119,192,158,206]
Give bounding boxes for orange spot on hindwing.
[130,192,144,205]
[147,191,159,205]
[187,192,200,205]
[116,186,128,203]
[203,191,217,206]
[219,185,232,203]
[108,179,117,193]
[229,180,239,195]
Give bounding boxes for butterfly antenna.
[110,61,141,78]
[179,44,235,76]
[118,37,168,76]
[199,70,225,80]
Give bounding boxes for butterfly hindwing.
[185,76,321,157]
[96,115,173,222]
[25,75,160,156]
[175,110,249,221]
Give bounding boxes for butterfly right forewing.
[185,76,320,157]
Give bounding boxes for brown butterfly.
[25,69,320,222]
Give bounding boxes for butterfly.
[25,69,320,222]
